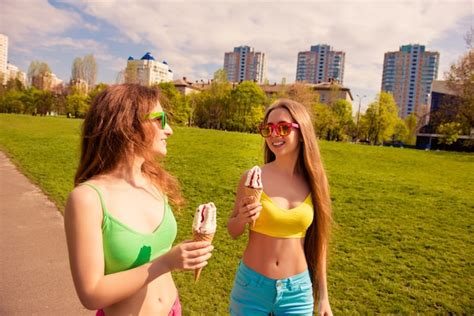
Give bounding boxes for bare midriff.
[104,272,177,315]
[242,231,307,279]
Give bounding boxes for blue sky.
[1,0,472,111]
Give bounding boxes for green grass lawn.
[0,113,473,314]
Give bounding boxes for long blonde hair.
[263,99,332,292]
[75,84,184,209]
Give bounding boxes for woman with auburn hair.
[64,84,213,315]
[228,99,333,315]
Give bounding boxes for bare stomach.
[242,231,308,279]
[104,272,177,316]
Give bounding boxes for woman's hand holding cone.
[237,196,262,226]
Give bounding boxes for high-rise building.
[0,33,27,86]
[0,34,8,84]
[125,52,173,86]
[224,46,266,83]
[296,44,345,84]
[7,63,27,87]
[381,44,439,118]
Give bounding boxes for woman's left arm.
[317,245,333,316]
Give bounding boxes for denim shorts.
[230,261,314,315]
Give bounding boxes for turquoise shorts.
[230,261,314,315]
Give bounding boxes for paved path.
[0,151,89,315]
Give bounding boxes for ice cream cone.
[192,202,217,282]
[193,231,215,282]
[245,187,262,227]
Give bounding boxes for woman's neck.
[109,155,148,186]
[272,151,301,177]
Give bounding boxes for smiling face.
[265,107,301,158]
[149,103,173,157]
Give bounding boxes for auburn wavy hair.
[74,84,184,209]
[263,99,332,294]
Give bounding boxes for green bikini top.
[82,183,177,275]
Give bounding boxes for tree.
[329,99,353,141]
[0,91,24,113]
[71,54,97,91]
[52,92,68,115]
[34,90,55,115]
[88,83,108,104]
[83,54,97,87]
[437,122,463,145]
[362,92,399,145]
[442,49,474,134]
[392,119,408,144]
[66,93,89,118]
[28,61,51,82]
[193,69,232,130]
[157,82,190,126]
[71,57,84,82]
[313,103,338,140]
[431,29,474,135]
[213,69,227,83]
[327,83,341,106]
[19,88,39,114]
[4,77,25,93]
[404,113,418,145]
[279,82,319,110]
[28,61,52,90]
[0,73,6,97]
[229,81,266,132]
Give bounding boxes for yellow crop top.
[250,191,314,238]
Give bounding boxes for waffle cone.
[192,231,215,282]
[244,187,262,227]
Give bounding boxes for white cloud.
[0,0,123,81]
[39,37,104,50]
[94,52,126,72]
[0,0,82,48]
[64,1,470,85]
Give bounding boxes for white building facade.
[6,63,27,87]
[0,34,27,86]
[0,34,8,84]
[125,52,173,86]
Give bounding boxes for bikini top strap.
[79,182,108,215]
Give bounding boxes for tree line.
[0,67,420,145]
[0,45,471,147]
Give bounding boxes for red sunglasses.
[258,122,300,138]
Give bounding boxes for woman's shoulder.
[65,183,104,232]
[67,181,104,211]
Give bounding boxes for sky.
[1,0,472,111]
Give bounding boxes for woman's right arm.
[227,172,262,239]
[64,186,212,310]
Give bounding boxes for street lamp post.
[355,94,366,142]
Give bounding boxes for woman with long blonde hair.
[228,99,332,315]
[64,84,213,315]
